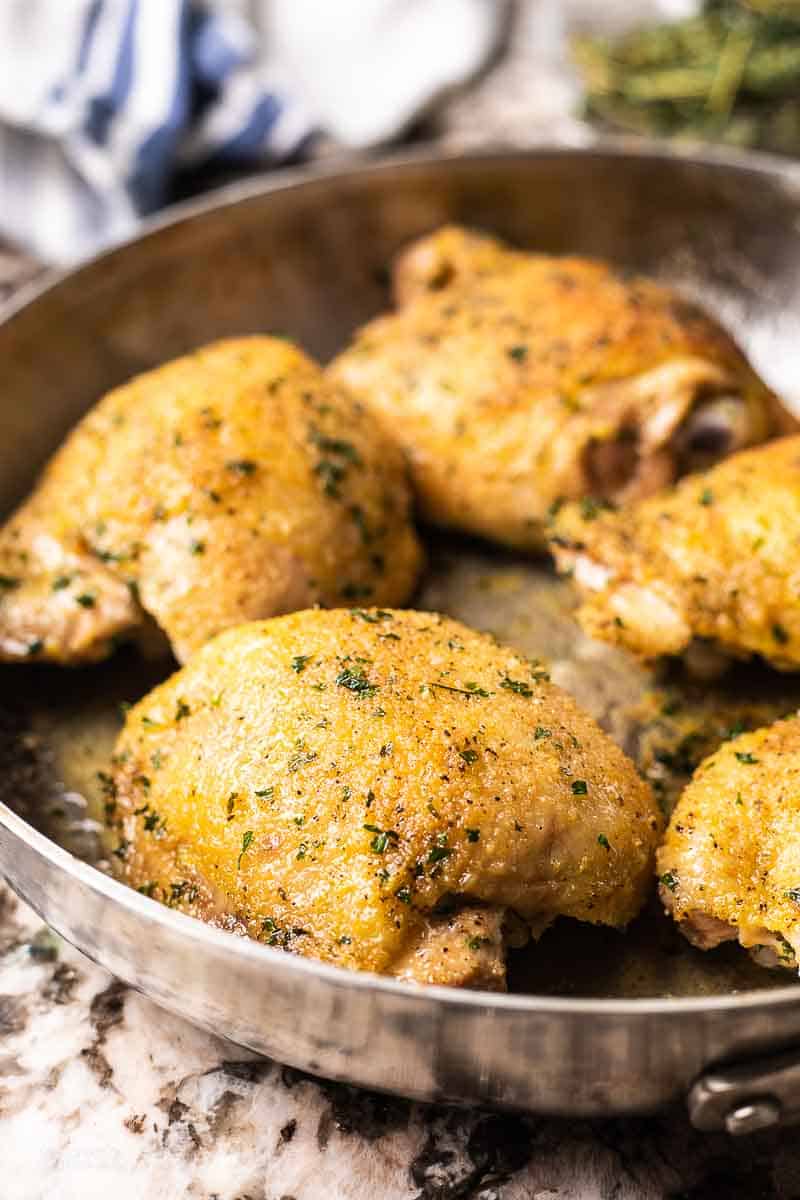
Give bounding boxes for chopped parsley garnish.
[464,682,491,697]
[142,808,164,834]
[26,638,44,656]
[0,575,20,591]
[309,430,361,463]
[296,842,308,861]
[237,830,254,869]
[660,871,678,892]
[507,344,528,362]
[255,786,274,799]
[51,575,72,591]
[499,675,534,698]
[291,654,313,673]
[175,699,191,721]
[350,609,392,624]
[773,624,790,645]
[459,749,479,764]
[597,833,611,850]
[699,488,714,506]
[226,459,257,475]
[786,888,800,906]
[427,833,453,866]
[260,917,283,946]
[466,828,480,843]
[735,751,759,764]
[287,750,317,772]
[428,681,490,699]
[364,824,398,854]
[534,726,552,741]
[169,881,198,905]
[395,885,412,904]
[314,460,346,498]
[76,592,96,608]
[571,780,588,795]
[189,539,206,556]
[467,936,489,951]
[336,666,377,696]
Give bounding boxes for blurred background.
[2,0,800,272]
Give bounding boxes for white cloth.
[0,0,501,264]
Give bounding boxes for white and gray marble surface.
[3,7,800,1195]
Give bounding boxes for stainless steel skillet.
[3,141,800,1131]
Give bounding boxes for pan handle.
[689,1047,800,1134]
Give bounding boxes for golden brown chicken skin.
[658,715,800,970]
[552,435,800,672]
[329,225,792,551]
[107,608,661,990]
[0,337,422,665]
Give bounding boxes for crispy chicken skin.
[658,715,800,970]
[0,337,422,665]
[552,435,800,672]
[108,608,661,990]
[329,225,793,551]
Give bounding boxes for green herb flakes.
[237,830,254,869]
[336,666,377,696]
[499,675,534,698]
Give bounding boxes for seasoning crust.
[330,225,791,551]
[0,337,422,664]
[108,608,661,989]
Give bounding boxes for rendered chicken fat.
[108,608,662,990]
[330,226,792,551]
[0,337,422,665]
[552,435,800,671]
[659,715,800,970]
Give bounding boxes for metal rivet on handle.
[724,1099,781,1136]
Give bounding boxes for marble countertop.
[2,879,795,1200]
[3,7,800,1195]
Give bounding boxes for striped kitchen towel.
[0,0,502,265]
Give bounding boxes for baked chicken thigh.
[108,608,661,989]
[552,435,800,672]
[329,225,792,551]
[0,337,422,665]
[659,715,800,970]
